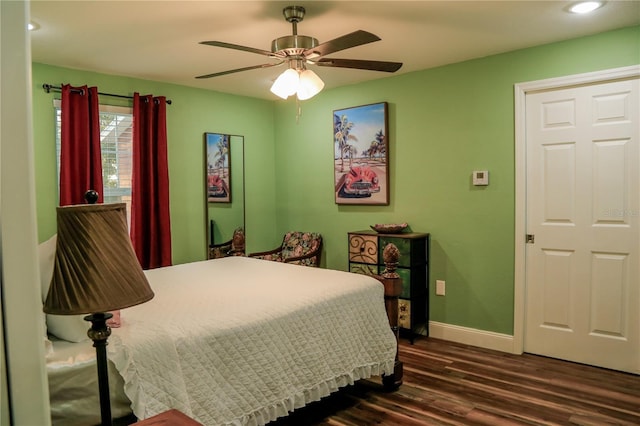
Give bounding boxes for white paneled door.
[524,78,639,373]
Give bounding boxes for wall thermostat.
[473,170,489,186]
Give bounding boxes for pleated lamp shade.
[43,203,154,315]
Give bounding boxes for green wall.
[31,26,639,337]
[31,63,277,265]
[270,26,640,335]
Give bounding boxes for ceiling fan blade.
[315,58,403,73]
[304,30,380,58]
[195,62,284,79]
[199,41,276,57]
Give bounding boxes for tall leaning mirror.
[204,133,245,258]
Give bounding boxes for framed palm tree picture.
[333,102,389,205]
[205,132,231,203]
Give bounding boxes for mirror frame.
[204,133,245,256]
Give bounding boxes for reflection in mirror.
[205,134,244,257]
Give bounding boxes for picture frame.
[333,102,389,205]
[205,132,231,203]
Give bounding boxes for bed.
[40,239,403,426]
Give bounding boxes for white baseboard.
[428,321,518,354]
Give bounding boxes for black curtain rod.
[42,84,172,105]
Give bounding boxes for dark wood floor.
[271,337,640,426]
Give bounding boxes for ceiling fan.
[195,5,402,99]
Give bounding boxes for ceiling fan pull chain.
[296,97,302,124]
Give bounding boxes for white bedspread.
[47,339,132,426]
[109,256,396,425]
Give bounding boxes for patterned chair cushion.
[251,231,322,267]
[258,253,284,262]
[281,231,321,266]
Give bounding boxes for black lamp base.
[84,312,113,426]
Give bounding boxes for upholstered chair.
[209,227,245,259]
[248,231,322,267]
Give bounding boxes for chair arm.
[283,246,322,265]
[209,239,233,259]
[248,247,282,257]
[210,238,232,249]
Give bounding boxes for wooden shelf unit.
[348,230,430,341]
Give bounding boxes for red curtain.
[130,93,172,269]
[59,85,103,206]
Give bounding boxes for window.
[54,101,133,224]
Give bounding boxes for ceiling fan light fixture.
[270,68,300,99]
[196,5,403,99]
[296,69,324,100]
[569,1,603,14]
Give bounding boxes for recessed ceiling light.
[569,1,604,14]
[28,21,40,31]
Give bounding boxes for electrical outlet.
[436,280,446,296]
[473,170,489,186]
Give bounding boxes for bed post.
[380,243,404,390]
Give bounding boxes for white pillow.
[38,235,56,357]
[41,315,54,360]
[38,234,89,343]
[38,234,57,302]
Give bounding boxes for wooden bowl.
[370,223,408,234]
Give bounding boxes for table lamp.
[43,197,154,426]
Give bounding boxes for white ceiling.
[29,1,640,100]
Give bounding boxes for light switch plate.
[473,170,489,186]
